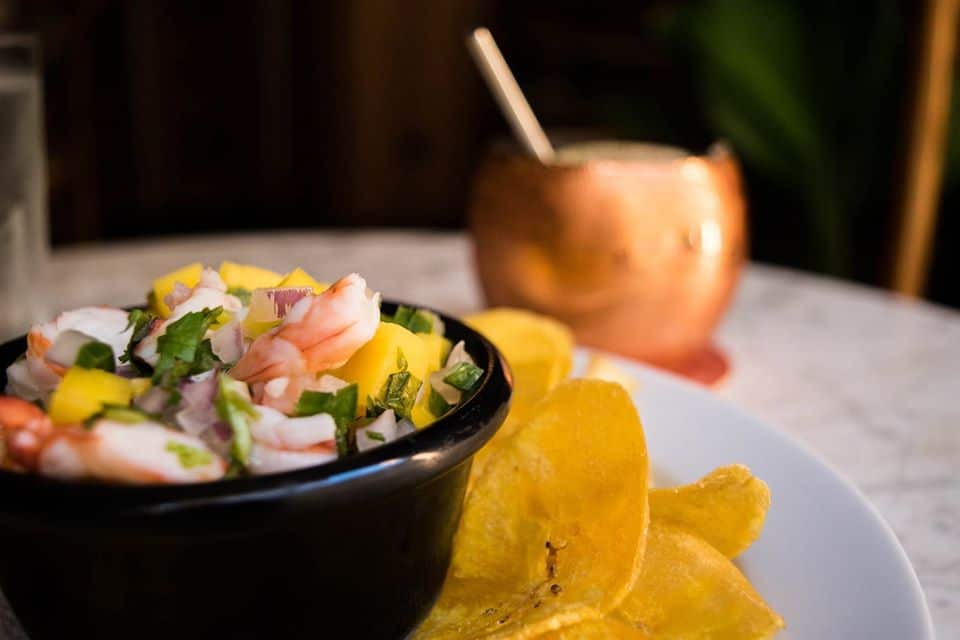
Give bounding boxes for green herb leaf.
[214,374,258,467]
[382,305,438,334]
[365,430,385,442]
[152,307,223,388]
[295,384,359,457]
[120,309,157,365]
[443,362,483,392]
[428,386,453,417]
[227,287,252,305]
[165,441,214,469]
[373,370,421,420]
[75,341,116,372]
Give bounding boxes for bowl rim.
[0,300,512,519]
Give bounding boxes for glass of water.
[0,34,49,341]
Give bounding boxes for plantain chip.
[464,308,574,399]
[616,521,784,639]
[582,353,637,395]
[649,465,770,558]
[533,616,650,639]
[468,387,541,490]
[413,380,650,639]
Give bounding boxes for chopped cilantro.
[369,370,421,420]
[365,430,385,442]
[383,305,437,334]
[75,340,115,372]
[295,384,358,456]
[152,307,223,388]
[227,287,252,305]
[165,441,214,469]
[443,362,483,392]
[214,374,258,467]
[428,386,453,417]
[120,309,157,365]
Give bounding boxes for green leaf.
[75,341,116,372]
[214,374,258,466]
[428,386,452,417]
[120,309,157,365]
[370,370,421,420]
[382,305,437,334]
[295,384,358,426]
[165,441,214,469]
[365,430,385,442]
[152,307,223,388]
[227,287,252,305]
[442,362,483,392]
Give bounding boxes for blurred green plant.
[661,0,915,276]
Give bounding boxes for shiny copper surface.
[469,142,747,370]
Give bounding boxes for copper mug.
[469,141,746,379]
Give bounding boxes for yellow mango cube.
[218,261,282,291]
[129,377,152,397]
[151,262,203,317]
[419,333,452,371]
[331,322,428,415]
[277,267,329,294]
[411,398,436,429]
[48,368,134,425]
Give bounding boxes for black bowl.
[0,302,511,640]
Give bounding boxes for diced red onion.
[248,287,313,323]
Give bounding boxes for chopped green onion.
[83,404,155,429]
[215,374,258,467]
[428,386,452,417]
[165,441,214,469]
[443,362,483,392]
[75,341,116,372]
[365,430,385,442]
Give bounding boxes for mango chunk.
[408,333,453,428]
[419,333,452,371]
[277,267,329,294]
[129,377,152,398]
[48,368,133,425]
[331,322,428,415]
[151,263,203,317]
[218,261,282,291]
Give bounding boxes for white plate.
[575,349,934,639]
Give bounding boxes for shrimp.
[248,442,336,475]
[37,420,226,484]
[255,373,349,415]
[230,273,380,384]
[0,396,224,483]
[6,307,134,400]
[136,268,242,366]
[0,396,53,469]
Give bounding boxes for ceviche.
[0,263,483,484]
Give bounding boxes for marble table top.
[2,230,958,639]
